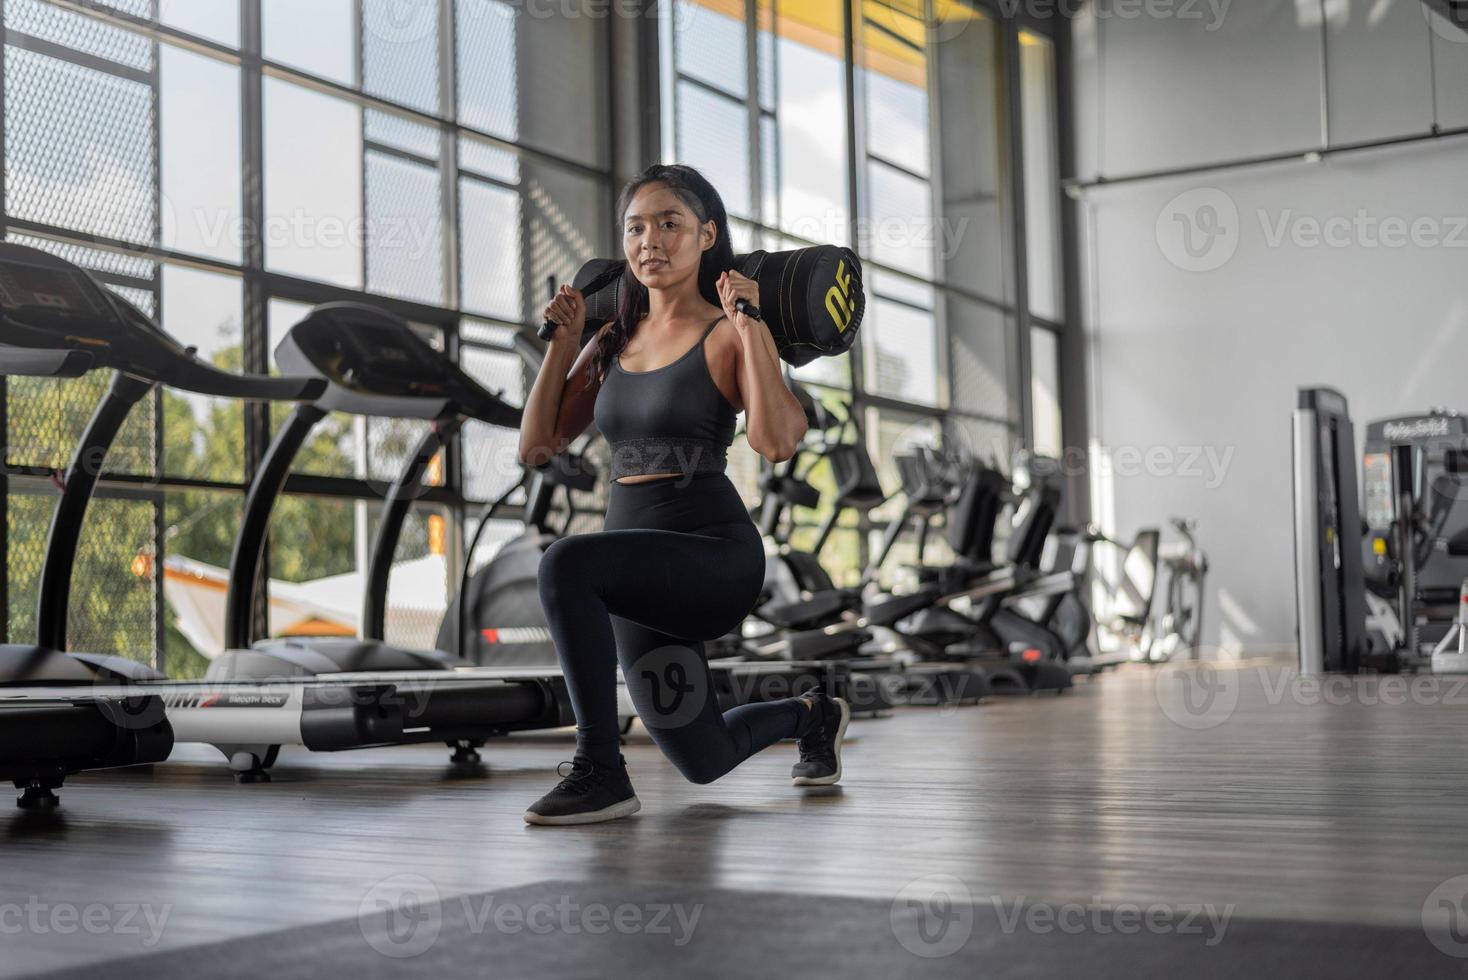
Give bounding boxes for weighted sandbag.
[544,244,864,368]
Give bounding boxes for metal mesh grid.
[6,373,157,475]
[4,0,154,71]
[456,0,519,141]
[361,0,440,115]
[5,45,157,244]
[364,109,441,159]
[105,282,156,318]
[675,0,747,99]
[948,295,1012,421]
[676,80,752,219]
[66,495,158,661]
[459,175,522,321]
[5,490,51,644]
[365,150,444,306]
[365,416,433,484]
[461,419,521,503]
[524,158,608,315]
[459,137,518,184]
[4,231,155,278]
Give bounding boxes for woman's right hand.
[543,284,587,347]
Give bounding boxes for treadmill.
[221,305,842,724]
[0,247,571,783]
[0,326,174,809]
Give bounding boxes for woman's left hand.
[716,270,760,333]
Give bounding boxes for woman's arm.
[518,284,611,467]
[716,270,807,462]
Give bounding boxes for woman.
[517,163,851,826]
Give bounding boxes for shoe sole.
[792,697,850,786]
[523,795,642,826]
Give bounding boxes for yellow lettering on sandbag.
[824,259,854,333]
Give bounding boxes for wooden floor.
[7,657,1468,976]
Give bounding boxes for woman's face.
[622,182,715,290]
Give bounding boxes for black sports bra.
[593,316,738,481]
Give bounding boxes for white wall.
[1072,0,1468,652]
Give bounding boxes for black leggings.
[537,471,814,783]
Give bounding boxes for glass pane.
[460,136,519,183]
[69,497,159,660]
[459,176,522,320]
[947,292,1012,421]
[264,78,364,288]
[267,495,360,638]
[864,407,941,528]
[1029,326,1063,458]
[675,0,747,98]
[365,151,444,305]
[457,0,518,140]
[772,0,849,244]
[161,0,239,47]
[162,490,244,676]
[381,503,453,650]
[4,45,155,245]
[1020,30,1062,322]
[862,1,929,177]
[933,5,1005,300]
[161,45,242,262]
[524,157,611,318]
[866,158,933,279]
[5,0,153,70]
[864,270,938,407]
[365,110,441,159]
[461,346,525,501]
[458,0,609,168]
[363,0,440,114]
[263,0,355,86]
[676,80,752,219]
[161,265,245,482]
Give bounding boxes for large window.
[661,0,1062,584]
[1,0,614,671]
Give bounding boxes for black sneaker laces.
[554,759,600,796]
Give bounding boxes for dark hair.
[587,164,737,386]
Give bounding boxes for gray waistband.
[606,436,729,479]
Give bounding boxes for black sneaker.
[524,755,642,826]
[791,693,851,786]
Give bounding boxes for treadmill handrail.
[0,346,94,378]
